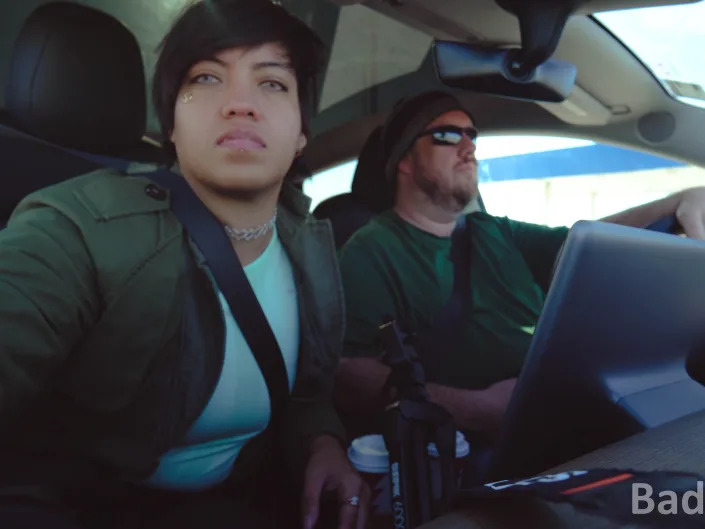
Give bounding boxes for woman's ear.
[296,133,307,156]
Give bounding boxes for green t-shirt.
[339,210,569,389]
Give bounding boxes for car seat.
[312,126,390,248]
[0,2,161,227]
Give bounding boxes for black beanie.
[381,91,475,181]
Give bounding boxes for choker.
[224,208,277,241]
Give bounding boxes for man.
[335,90,705,441]
[0,1,367,528]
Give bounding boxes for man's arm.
[336,357,516,439]
[600,186,705,239]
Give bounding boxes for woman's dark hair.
[153,0,326,163]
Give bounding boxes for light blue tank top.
[144,229,299,490]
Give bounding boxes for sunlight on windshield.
[596,1,705,108]
[304,135,703,228]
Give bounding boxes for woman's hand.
[301,434,370,529]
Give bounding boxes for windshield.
[595,1,705,109]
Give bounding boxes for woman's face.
[170,42,306,197]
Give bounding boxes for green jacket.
[0,168,346,495]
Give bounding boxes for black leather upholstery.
[0,124,103,220]
[5,2,146,154]
[313,126,391,247]
[1,3,158,222]
[349,126,395,213]
[313,194,375,249]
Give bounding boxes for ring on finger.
[346,495,360,507]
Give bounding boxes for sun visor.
[537,84,612,125]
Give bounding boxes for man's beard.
[413,166,475,213]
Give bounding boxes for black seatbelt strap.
[144,168,290,423]
[414,214,473,380]
[375,217,473,527]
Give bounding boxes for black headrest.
[313,194,375,249]
[5,2,146,154]
[350,126,395,213]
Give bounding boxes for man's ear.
[397,151,413,177]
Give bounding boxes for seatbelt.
[412,215,473,381]
[0,122,136,172]
[374,216,472,528]
[144,168,290,424]
[374,215,472,528]
[1,125,290,418]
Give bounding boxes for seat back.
[1,2,160,223]
[313,127,389,247]
[313,193,375,249]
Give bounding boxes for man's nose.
[220,84,261,120]
[458,134,477,158]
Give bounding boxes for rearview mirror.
[433,40,577,103]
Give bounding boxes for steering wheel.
[644,215,681,234]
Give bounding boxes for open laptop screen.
[486,220,705,481]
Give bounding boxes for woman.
[0,1,368,528]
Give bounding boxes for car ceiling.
[1,0,703,172]
[311,0,705,172]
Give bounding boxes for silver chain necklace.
[223,208,277,241]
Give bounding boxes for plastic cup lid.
[348,434,389,473]
[427,430,470,458]
[349,431,470,471]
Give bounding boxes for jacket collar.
[165,163,316,247]
[279,180,312,220]
[276,182,316,249]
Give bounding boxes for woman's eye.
[261,80,288,92]
[191,73,219,84]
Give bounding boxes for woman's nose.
[220,84,261,120]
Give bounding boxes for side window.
[303,160,357,211]
[304,135,705,220]
[476,136,705,226]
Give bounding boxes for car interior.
[1,0,704,506]
[3,0,704,231]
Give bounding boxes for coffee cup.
[347,434,393,528]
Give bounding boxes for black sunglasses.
[416,125,478,146]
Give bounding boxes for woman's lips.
[217,137,265,151]
[216,129,266,151]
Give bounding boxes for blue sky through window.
[596,1,705,108]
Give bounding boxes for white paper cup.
[348,434,393,528]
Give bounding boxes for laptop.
[484,220,705,481]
